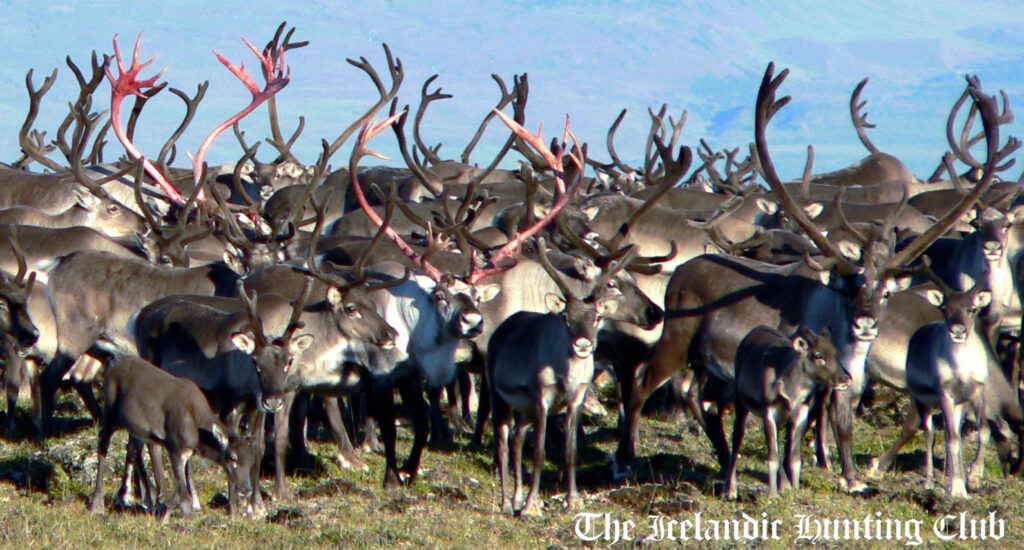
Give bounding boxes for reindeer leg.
[922,405,935,490]
[764,408,781,496]
[272,392,296,501]
[510,414,530,511]
[90,418,114,513]
[397,375,429,483]
[830,387,866,492]
[941,395,968,499]
[493,397,513,514]
[520,401,548,517]
[867,403,922,477]
[471,368,491,448]
[323,396,368,471]
[784,403,813,491]
[725,405,748,500]
[564,387,586,510]
[370,377,401,487]
[169,448,194,517]
[968,389,989,490]
[426,385,452,448]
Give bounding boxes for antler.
[105,34,185,205]
[754,63,871,277]
[189,30,293,201]
[886,76,1020,269]
[466,110,586,284]
[850,78,880,155]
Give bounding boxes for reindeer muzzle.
[853,316,879,341]
[261,395,284,413]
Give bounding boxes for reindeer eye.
[607,280,618,289]
[159,255,172,265]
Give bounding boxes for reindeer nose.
[572,337,595,358]
[377,328,398,350]
[644,305,664,330]
[261,395,283,413]
[18,326,39,348]
[459,311,483,336]
[854,316,878,340]
[984,241,1004,261]
[949,324,969,343]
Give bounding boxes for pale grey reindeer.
[489,238,633,516]
[876,263,994,499]
[725,325,850,500]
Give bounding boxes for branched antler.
[105,33,184,205]
[189,31,293,200]
[16,68,62,171]
[850,78,879,155]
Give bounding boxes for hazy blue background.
[2,1,1023,181]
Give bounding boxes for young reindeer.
[887,260,993,499]
[725,325,850,500]
[489,238,634,516]
[91,354,257,517]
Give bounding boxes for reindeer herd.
[0,22,1022,521]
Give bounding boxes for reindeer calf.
[725,325,850,499]
[91,355,255,517]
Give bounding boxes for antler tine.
[799,145,814,200]
[282,277,313,341]
[605,109,638,176]
[461,73,518,164]
[917,255,956,298]
[191,29,295,200]
[608,136,692,250]
[536,237,576,300]
[261,22,309,166]
[850,78,880,155]
[156,84,209,174]
[17,68,64,172]
[236,280,270,347]
[754,62,861,277]
[391,100,442,196]
[8,226,27,285]
[834,187,868,245]
[469,111,587,283]
[946,81,984,170]
[413,74,451,166]
[319,43,404,162]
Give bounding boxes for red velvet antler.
[190,37,291,199]
[105,34,184,204]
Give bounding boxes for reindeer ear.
[837,240,862,261]
[544,293,566,314]
[924,288,945,307]
[891,274,913,292]
[222,251,245,275]
[792,335,809,354]
[73,187,101,211]
[326,287,343,306]
[582,205,601,221]
[975,290,993,309]
[756,197,779,215]
[476,283,501,303]
[231,332,256,354]
[200,423,230,453]
[289,333,314,354]
[802,202,824,219]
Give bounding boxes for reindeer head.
[792,326,849,391]
[231,281,315,412]
[0,230,39,348]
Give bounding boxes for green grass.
[1,387,1022,549]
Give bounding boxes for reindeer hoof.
[335,452,369,472]
[518,500,543,517]
[89,500,105,515]
[864,459,882,479]
[610,455,632,481]
[838,477,868,493]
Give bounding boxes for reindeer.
[865,287,1024,481]
[614,66,1009,493]
[90,354,257,517]
[490,238,631,515]
[887,265,993,499]
[725,325,850,499]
